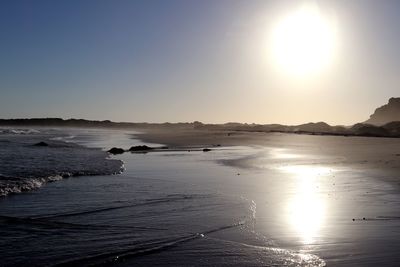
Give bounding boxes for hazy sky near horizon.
[1,0,399,125]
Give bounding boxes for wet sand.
[133,128,400,266]
[135,129,400,173]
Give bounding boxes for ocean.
[1,127,400,266]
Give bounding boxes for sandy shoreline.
[134,128,400,184]
[133,129,273,147]
[134,128,400,147]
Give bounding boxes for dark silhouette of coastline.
[1,97,400,138]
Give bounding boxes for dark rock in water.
[129,145,154,151]
[108,147,125,154]
[34,142,49,147]
[203,148,211,152]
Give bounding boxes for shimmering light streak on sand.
[279,165,332,244]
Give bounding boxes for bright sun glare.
[271,3,337,76]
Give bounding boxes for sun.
[271,3,337,76]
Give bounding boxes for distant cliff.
[365,97,400,126]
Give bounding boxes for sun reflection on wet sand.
[279,165,332,244]
[270,148,302,159]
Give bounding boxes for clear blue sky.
[1,0,399,125]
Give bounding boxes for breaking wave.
[0,128,41,135]
[0,131,123,196]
